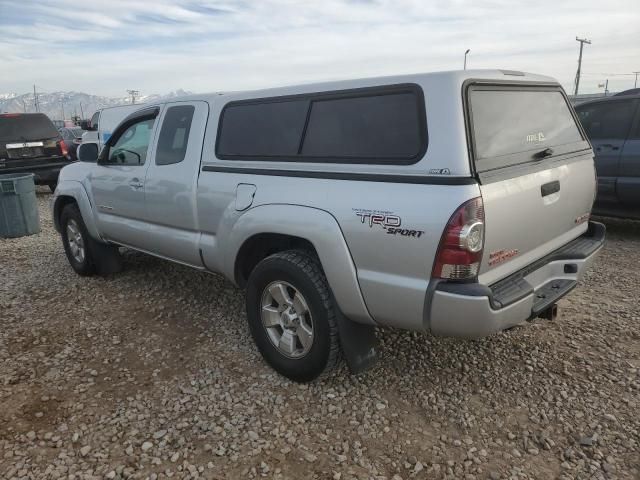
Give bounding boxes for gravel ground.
[1,189,638,480]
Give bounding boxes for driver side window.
[108,118,155,166]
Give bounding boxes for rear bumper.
[0,160,72,184]
[427,221,605,338]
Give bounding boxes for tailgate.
[466,83,595,285]
[1,138,63,170]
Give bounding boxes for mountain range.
[0,90,193,120]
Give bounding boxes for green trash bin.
[0,173,41,238]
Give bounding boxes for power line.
[573,37,591,96]
[581,72,636,76]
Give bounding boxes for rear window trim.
[214,83,428,165]
[463,81,591,179]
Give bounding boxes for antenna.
[33,84,39,112]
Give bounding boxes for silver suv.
[51,70,605,381]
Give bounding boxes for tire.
[60,204,97,276]
[246,250,342,382]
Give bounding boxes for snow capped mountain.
[0,90,194,120]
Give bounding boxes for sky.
[0,0,638,97]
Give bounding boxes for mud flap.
[90,238,123,275]
[334,305,380,374]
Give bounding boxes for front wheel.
[60,204,97,276]
[246,251,342,382]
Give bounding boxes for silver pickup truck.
[52,70,605,382]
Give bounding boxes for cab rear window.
[468,86,585,172]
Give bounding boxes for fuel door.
[235,183,257,211]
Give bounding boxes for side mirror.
[77,142,99,163]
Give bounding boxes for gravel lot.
[1,189,639,480]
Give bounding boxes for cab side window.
[107,118,155,166]
[156,105,195,165]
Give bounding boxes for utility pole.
[61,100,65,120]
[21,99,27,113]
[634,72,640,89]
[79,102,84,118]
[127,89,139,104]
[464,49,470,70]
[573,37,591,96]
[33,84,39,112]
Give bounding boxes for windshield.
[469,87,585,172]
[0,114,60,142]
[60,128,84,141]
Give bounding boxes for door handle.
[129,179,144,189]
[541,180,560,197]
[597,144,619,151]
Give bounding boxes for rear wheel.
[246,250,342,382]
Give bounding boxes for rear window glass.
[215,85,426,164]
[301,93,423,159]
[156,105,195,165]
[469,88,584,172]
[0,114,59,142]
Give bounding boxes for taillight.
[58,139,69,156]
[431,197,485,281]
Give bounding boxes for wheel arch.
[52,181,101,240]
[234,233,317,289]
[226,204,375,325]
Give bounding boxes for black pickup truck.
[575,92,640,219]
[0,113,72,191]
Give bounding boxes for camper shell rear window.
[466,84,588,173]
[215,84,428,165]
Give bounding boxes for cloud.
[1,0,638,96]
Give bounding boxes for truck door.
[88,107,159,247]
[576,98,637,203]
[140,101,209,266]
[616,102,640,205]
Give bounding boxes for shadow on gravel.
[592,215,640,239]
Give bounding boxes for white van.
[81,104,145,149]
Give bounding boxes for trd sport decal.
[353,209,425,239]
